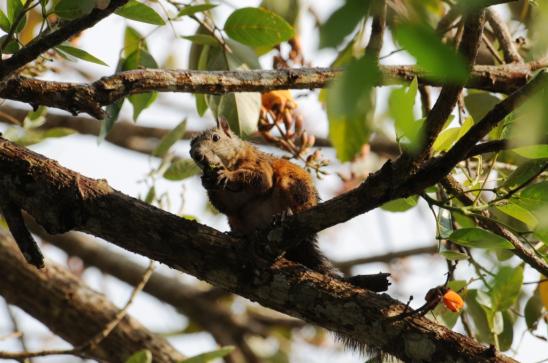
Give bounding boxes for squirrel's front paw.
[216,169,232,189]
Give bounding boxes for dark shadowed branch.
[0,231,185,363]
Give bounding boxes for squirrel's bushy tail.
[284,234,336,275]
[285,235,390,292]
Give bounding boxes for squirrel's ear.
[218,116,231,138]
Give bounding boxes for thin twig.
[486,9,523,63]
[0,261,155,360]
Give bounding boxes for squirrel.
[190,117,390,292]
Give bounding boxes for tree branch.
[0,231,185,362]
[441,175,548,276]
[486,9,523,63]
[334,245,438,273]
[1,62,545,117]
[0,0,130,80]
[0,103,400,163]
[0,138,517,362]
[28,222,264,363]
[417,9,485,160]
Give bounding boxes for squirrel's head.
[190,117,245,169]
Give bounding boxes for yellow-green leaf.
[224,7,294,48]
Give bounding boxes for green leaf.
[181,34,220,47]
[23,106,47,129]
[54,0,95,20]
[502,160,548,190]
[438,208,453,238]
[319,0,370,48]
[390,78,422,152]
[491,310,504,335]
[224,7,294,48]
[123,49,158,70]
[260,0,300,25]
[327,54,379,161]
[449,228,514,249]
[179,347,234,363]
[511,145,548,159]
[7,0,25,32]
[177,4,217,18]
[124,26,146,57]
[495,249,514,262]
[522,181,548,203]
[465,289,492,343]
[56,44,108,66]
[100,99,124,142]
[490,266,524,311]
[195,94,208,117]
[464,92,500,122]
[440,250,469,261]
[210,92,261,136]
[115,0,165,25]
[433,117,473,152]
[42,127,76,138]
[0,10,11,32]
[125,350,152,363]
[524,288,543,330]
[381,196,418,212]
[476,289,493,309]
[202,39,261,135]
[495,202,538,228]
[433,128,459,152]
[153,120,187,157]
[163,159,201,181]
[123,49,158,121]
[393,22,469,83]
[0,34,19,53]
[129,92,157,120]
[14,127,75,146]
[498,311,514,351]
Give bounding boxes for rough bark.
[0,231,185,363]
[0,137,517,362]
[1,61,545,117]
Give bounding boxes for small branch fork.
[0,195,43,268]
[0,261,155,360]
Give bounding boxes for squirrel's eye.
[212,134,220,142]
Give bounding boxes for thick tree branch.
[0,62,545,117]
[0,0,130,80]
[0,139,516,362]
[0,231,185,362]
